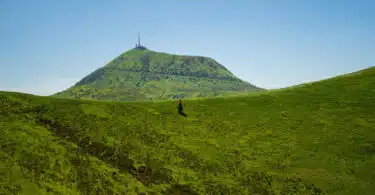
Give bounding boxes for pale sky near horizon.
[1,0,374,96]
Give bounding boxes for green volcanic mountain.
[54,48,263,101]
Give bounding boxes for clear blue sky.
[1,0,374,95]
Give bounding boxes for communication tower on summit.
[135,32,147,50]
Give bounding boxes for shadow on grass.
[36,117,201,194]
[30,104,323,195]
[35,117,173,185]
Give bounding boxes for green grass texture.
[1,66,374,194]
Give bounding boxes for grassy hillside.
[54,49,263,101]
[1,66,375,194]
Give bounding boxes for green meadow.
[1,66,374,194]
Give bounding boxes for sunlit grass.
[0,66,374,194]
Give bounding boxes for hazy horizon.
[1,0,374,96]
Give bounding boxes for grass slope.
[54,49,263,101]
[1,66,375,194]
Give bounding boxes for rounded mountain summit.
[54,47,264,101]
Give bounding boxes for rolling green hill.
[53,48,263,101]
[1,66,375,194]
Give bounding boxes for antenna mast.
[134,32,147,50]
[138,32,141,47]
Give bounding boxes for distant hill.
[53,48,263,101]
[1,66,374,194]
